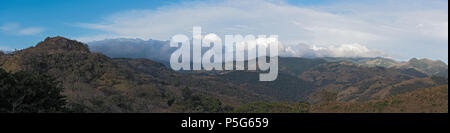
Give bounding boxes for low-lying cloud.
[0,46,10,52]
[88,38,387,63]
[284,43,386,58]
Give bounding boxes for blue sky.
[0,0,448,62]
[0,0,186,49]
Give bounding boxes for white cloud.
[17,27,45,35]
[76,0,386,43]
[75,34,135,42]
[0,46,10,51]
[0,23,45,35]
[284,43,386,58]
[76,0,448,61]
[0,23,20,31]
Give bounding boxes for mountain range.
[89,38,448,77]
[0,37,448,113]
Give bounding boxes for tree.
[181,87,193,100]
[0,69,67,113]
[176,87,232,113]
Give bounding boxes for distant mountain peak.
[409,58,419,62]
[407,58,447,66]
[33,36,90,53]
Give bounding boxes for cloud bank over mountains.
[77,0,448,61]
[284,43,387,58]
[88,38,172,61]
[0,46,10,51]
[88,38,388,63]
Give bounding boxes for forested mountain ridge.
[0,37,271,112]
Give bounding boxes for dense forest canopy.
[0,68,67,113]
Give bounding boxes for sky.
[0,0,448,62]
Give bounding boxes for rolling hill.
[311,85,448,113]
[324,57,448,78]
